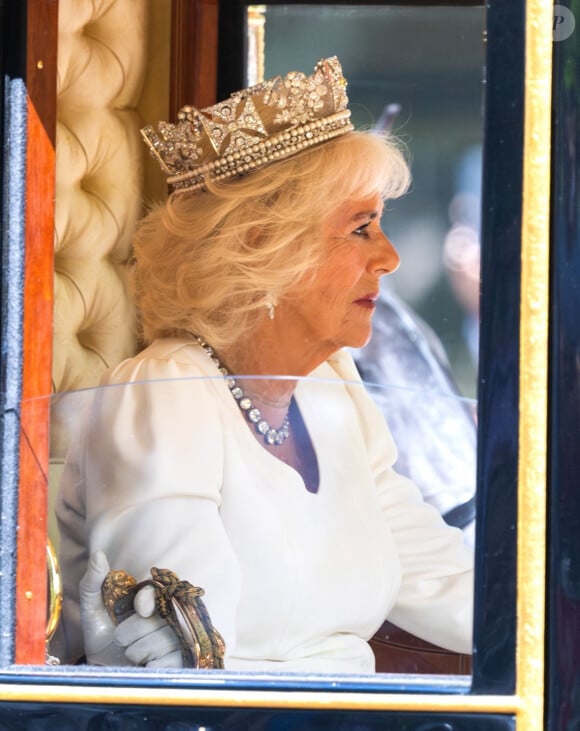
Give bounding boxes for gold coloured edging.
[0,683,519,714]
[516,0,553,729]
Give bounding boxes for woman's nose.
[373,231,400,275]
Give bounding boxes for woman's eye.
[353,222,371,237]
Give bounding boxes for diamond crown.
[141,56,354,194]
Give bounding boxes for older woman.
[54,58,473,673]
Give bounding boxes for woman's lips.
[354,293,379,309]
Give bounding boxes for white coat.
[55,337,473,673]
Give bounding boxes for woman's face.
[280,193,400,355]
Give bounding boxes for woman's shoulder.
[135,337,206,366]
[319,349,398,454]
[102,337,210,385]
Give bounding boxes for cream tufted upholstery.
[50,2,167,545]
[53,0,150,397]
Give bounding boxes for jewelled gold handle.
[102,567,226,669]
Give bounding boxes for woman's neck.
[219,318,336,403]
[219,344,298,405]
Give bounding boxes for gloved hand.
[80,551,183,668]
[79,550,128,665]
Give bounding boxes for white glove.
[79,550,128,665]
[80,551,183,668]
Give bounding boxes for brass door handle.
[46,538,63,643]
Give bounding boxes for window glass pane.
[41,368,474,677]
[11,4,482,689]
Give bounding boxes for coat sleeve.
[55,352,241,664]
[329,349,474,655]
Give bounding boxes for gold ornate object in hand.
[101,567,225,669]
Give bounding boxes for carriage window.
[0,1,485,679]
[29,3,484,680]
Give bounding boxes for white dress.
[55,337,473,673]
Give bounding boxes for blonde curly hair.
[132,131,410,349]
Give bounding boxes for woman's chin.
[345,330,372,350]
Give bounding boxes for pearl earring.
[265,293,278,320]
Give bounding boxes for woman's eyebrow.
[351,210,381,222]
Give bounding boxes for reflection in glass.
[250,4,486,398]
[43,364,474,675]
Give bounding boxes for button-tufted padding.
[51,0,156,486]
[50,1,154,553]
[53,0,150,397]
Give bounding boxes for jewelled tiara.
[141,56,354,194]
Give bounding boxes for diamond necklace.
[195,336,290,446]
